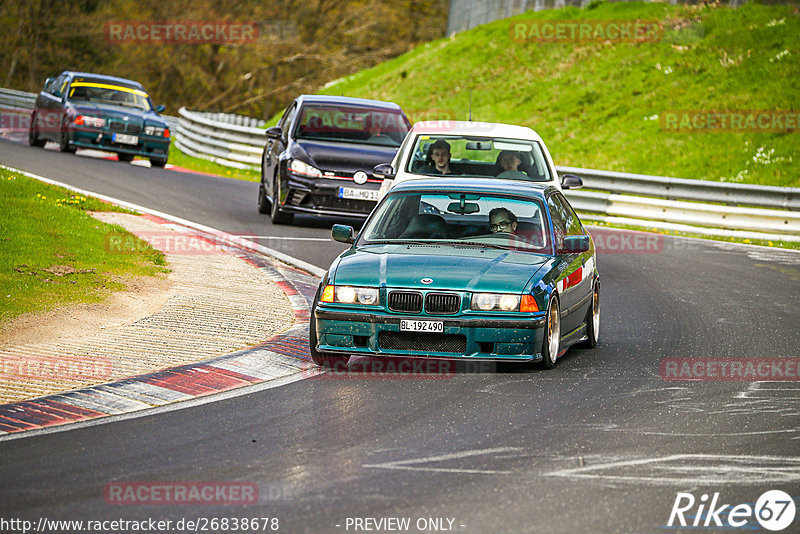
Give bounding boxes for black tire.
[150,157,167,168]
[117,153,134,162]
[257,183,271,214]
[58,119,76,153]
[577,283,599,349]
[539,296,560,370]
[309,295,350,369]
[28,114,46,147]
[270,177,294,224]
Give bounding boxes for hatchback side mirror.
[155,104,166,113]
[332,224,355,244]
[372,163,395,180]
[266,126,282,140]
[561,173,583,190]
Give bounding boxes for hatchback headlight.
[289,159,322,178]
[471,293,538,312]
[321,285,379,305]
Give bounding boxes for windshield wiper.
[453,241,511,250]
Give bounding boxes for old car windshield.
[294,105,409,147]
[68,81,152,111]
[360,191,549,252]
[405,135,552,181]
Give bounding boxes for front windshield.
[294,104,410,147]
[360,191,550,253]
[405,135,552,181]
[68,79,152,111]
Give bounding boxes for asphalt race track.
[2,138,799,533]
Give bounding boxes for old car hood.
[295,139,398,174]
[69,103,165,125]
[332,244,550,294]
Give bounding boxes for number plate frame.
[399,319,444,333]
[339,187,379,201]
[113,133,139,145]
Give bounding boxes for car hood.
[294,139,398,173]
[68,103,165,125]
[332,244,551,294]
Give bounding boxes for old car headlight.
[144,125,166,136]
[289,159,322,178]
[321,285,379,305]
[471,293,537,312]
[74,115,105,128]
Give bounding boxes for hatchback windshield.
[68,79,152,111]
[360,191,550,252]
[405,135,552,181]
[295,105,410,147]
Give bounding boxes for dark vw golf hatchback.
[28,71,170,167]
[259,95,410,224]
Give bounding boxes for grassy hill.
[318,1,799,187]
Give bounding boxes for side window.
[547,194,567,248]
[554,193,583,236]
[280,103,297,139]
[48,75,66,96]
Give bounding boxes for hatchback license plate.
[339,187,378,201]
[113,133,138,145]
[400,320,443,333]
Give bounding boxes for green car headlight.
[321,285,379,305]
[471,293,538,312]
[144,125,165,136]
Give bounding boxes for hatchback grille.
[388,291,422,313]
[425,292,460,314]
[379,332,466,353]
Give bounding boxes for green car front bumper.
[314,307,548,362]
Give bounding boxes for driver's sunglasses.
[490,220,512,231]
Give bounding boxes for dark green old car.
[28,71,170,167]
[310,177,600,370]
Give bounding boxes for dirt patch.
[0,272,172,347]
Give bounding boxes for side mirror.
[561,173,583,190]
[332,224,355,244]
[372,163,395,180]
[155,104,166,113]
[45,77,54,89]
[560,235,591,254]
[266,126,282,140]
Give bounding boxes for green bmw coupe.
[310,177,600,370]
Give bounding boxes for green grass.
[167,143,259,182]
[318,1,800,187]
[0,170,168,323]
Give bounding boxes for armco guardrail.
[2,87,798,241]
[174,108,266,170]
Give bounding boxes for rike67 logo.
[668,490,796,531]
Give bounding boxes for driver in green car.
[489,207,518,234]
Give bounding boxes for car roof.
[410,120,544,142]
[389,177,557,199]
[61,71,145,90]
[296,94,404,111]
